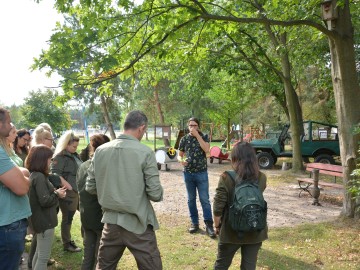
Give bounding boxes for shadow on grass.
[258,248,321,270]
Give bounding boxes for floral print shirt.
[178,133,209,173]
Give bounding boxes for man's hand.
[178,151,189,166]
[189,127,200,138]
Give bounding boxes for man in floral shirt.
[178,117,215,238]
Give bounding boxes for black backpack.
[226,171,267,238]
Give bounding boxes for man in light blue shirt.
[0,107,31,269]
[87,110,163,270]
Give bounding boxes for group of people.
[0,107,267,270]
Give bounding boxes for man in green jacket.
[86,110,164,270]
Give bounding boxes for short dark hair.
[124,110,148,130]
[188,117,200,126]
[25,145,54,175]
[89,134,110,156]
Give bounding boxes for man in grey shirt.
[86,110,163,270]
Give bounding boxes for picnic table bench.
[297,163,344,206]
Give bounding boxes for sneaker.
[188,224,199,234]
[64,240,82,252]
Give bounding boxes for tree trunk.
[279,34,304,172]
[328,1,360,218]
[154,83,170,147]
[100,95,116,139]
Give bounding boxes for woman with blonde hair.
[51,130,82,252]
[31,126,54,149]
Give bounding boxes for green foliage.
[21,89,73,133]
[349,123,360,206]
[31,0,357,142]
[7,105,25,128]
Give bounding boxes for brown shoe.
[63,240,82,252]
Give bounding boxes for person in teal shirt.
[0,107,31,270]
[86,110,164,270]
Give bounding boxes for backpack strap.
[225,170,237,183]
[225,170,259,187]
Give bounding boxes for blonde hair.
[38,123,52,133]
[1,124,15,156]
[53,130,79,157]
[0,136,13,156]
[31,127,52,147]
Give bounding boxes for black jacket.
[29,172,59,233]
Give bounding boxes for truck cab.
[250,121,340,169]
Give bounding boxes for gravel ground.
[20,161,342,269]
[153,161,342,228]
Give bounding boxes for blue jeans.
[0,218,28,270]
[183,171,213,224]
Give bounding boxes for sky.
[0,0,62,107]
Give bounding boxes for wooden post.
[311,169,321,206]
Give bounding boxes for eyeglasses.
[22,137,30,142]
[188,125,198,127]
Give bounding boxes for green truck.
[250,120,340,169]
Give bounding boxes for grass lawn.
[26,169,360,270]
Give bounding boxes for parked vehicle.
[250,121,340,169]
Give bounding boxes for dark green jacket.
[213,171,268,244]
[29,172,58,233]
[51,150,81,191]
[76,159,103,231]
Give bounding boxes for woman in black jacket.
[26,145,66,269]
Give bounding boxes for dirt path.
[153,161,342,228]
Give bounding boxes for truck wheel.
[257,152,274,169]
[210,157,214,163]
[314,154,335,164]
[273,156,278,165]
[157,163,162,170]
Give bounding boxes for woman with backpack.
[213,142,268,270]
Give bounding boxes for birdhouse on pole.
[320,0,338,29]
